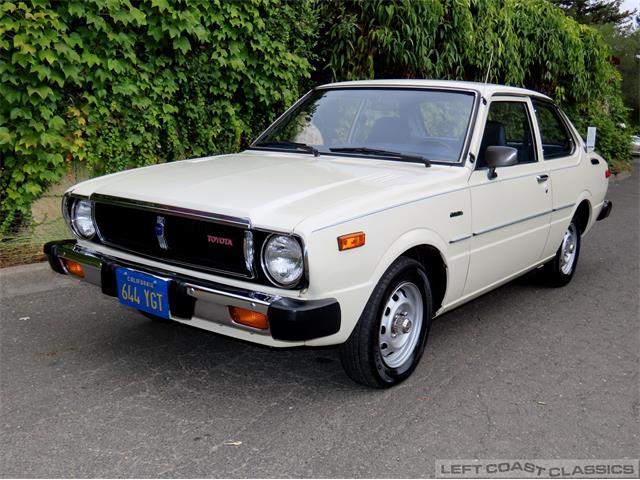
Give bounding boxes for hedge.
[316,0,632,170]
[0,0,632,235]
[0,0,316,233]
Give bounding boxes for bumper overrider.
[44,240,340,343]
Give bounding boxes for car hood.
[71,150,467,233]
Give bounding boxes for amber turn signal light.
[338,232,366,251]
[62,258,84,278]
[228,307,269,330]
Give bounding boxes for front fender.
[303,226,457,347]
[369,228,450,296]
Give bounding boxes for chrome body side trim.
[553,202,575,212]
[473,209,553,236]
[449,202,575,243]
[449,234,472,244]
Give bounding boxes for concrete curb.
[0,261,73,299]
[0,261,49,275]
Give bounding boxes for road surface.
[1,170,638,477]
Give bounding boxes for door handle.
[536,174,549,183]
[591,158,600,165]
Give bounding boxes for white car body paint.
[64,80,610,347]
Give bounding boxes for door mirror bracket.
[485,146,518,180]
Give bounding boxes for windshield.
[253,88,476,163]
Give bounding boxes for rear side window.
[532,100,574,159]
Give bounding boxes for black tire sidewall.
[550,219,582,284]
[369,259,433,385]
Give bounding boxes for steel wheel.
[541,217,582,287]
[378,281,424,368]
[340,256,433,388]
[559,223,578,275]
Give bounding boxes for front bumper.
[597,200,612,221]
[44,240,340,343]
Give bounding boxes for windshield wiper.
[253,141,319,157]
[329,147,431,167]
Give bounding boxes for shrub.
[1,0,632,236]
[316,0,632,171]
[0,0,316,233]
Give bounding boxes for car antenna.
[481,49,494,105]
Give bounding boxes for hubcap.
[560,223,578,275]
[379,282,423,368]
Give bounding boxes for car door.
[530,99,584,259]
[464,96,552,297]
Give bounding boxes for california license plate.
[115,268,170,319]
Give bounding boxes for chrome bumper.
[44,240,340,342]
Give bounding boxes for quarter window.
[477,101,536,167]
[532,100,574,159]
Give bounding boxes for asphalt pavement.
[1,169,638,478]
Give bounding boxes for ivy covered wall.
[0,0,316,232]
[316,0,631,169]
[0,0,632,235]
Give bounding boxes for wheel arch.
[401,245,447,314]
[370,229,450,315]
[573,199,591,234]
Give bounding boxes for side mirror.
[586,126,596,152]
[485,146,518,179]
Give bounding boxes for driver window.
[477,101,536,168]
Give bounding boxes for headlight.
[70,199,96,239]
[262,234,304,287]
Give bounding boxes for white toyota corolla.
[46,80,612,387]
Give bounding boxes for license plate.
[115,268,170,319]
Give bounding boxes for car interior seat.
[366,116,411,145]
[477,120,506,168]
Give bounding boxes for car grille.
[93,201,251,277]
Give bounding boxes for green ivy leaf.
[151,0,170,12]
[26,85,54,99]
[49,116,65,130]
[38,50,57,65]
[173,37,191,54]
[0,127,14,145]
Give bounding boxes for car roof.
[318,79,553,101]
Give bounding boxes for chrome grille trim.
[90,193,251,228]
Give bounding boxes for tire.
[541,217,581,287]
[339,256,433,388]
